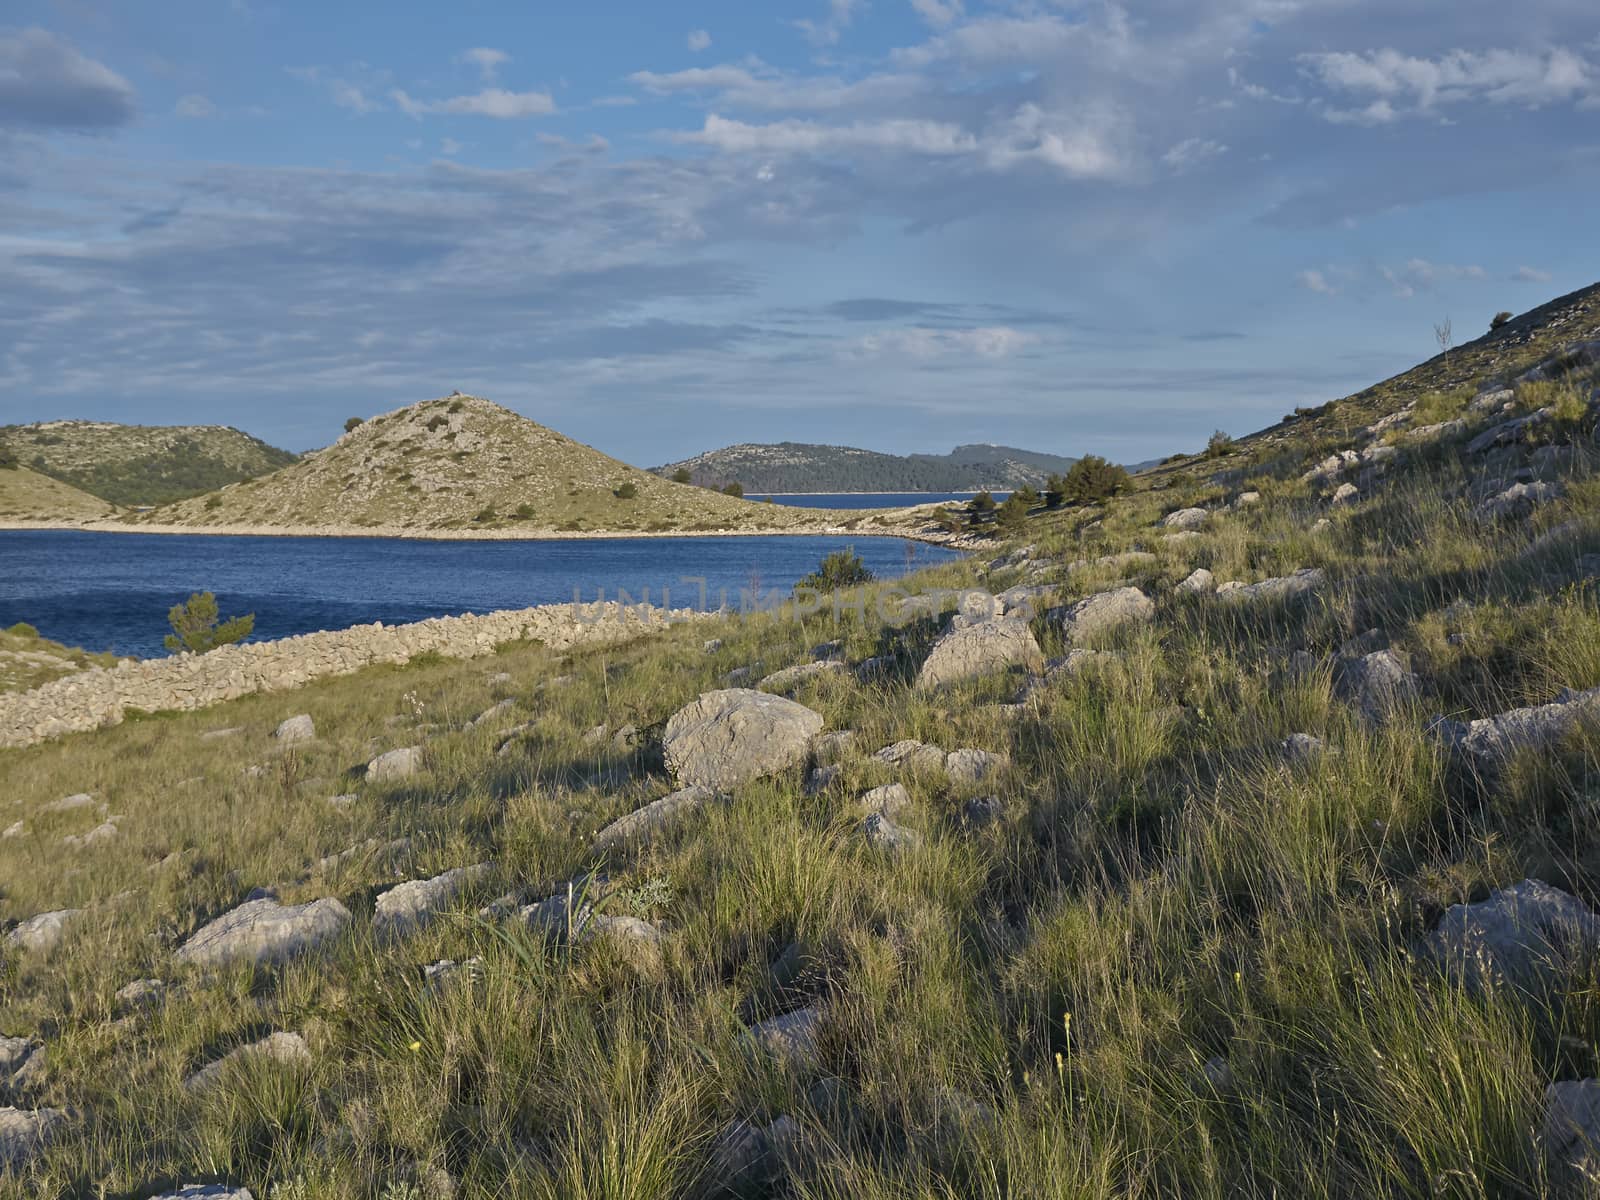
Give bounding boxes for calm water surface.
[0,530,958,658]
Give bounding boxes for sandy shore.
[0,515,977,550]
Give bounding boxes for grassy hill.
[0,463,116,522]
[0,420,297,507]
[0,622,121,693]
[6,285,1600,1195]
[139,396,869,535]
[654,441,1078,493]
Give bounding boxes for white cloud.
[855,326,1034,358]
[458,48,510,83]
[983,103,1134,180]
[175,93,216,119]
[0,27,137,130]
[440,137,462,156]
[1379,258,1485,298]
[1301,47,1596,122]
[795,0,862,47]
[631,66,766,95]
[687,30,712,53]
[392,87,556,119]
[1161,137,1228,171]
[683,114,976,157]
[910,0,963,28]
[1296,269,1336,295]
[1513,265,1552,283]
[332,82,379,114]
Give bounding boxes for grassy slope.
[0,624,121,694]
[141,397,890,535]
[0,465,115,522]
[2,288,1600,1196]
[1,420,297,507]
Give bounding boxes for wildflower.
[408,1040,422,1053]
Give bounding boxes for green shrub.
[1206,429,1233,458]
[344,417,364,434]
[966,490,997,529]
[795,547,874,594]
[931,505,963,533]
[448,399,466,413]
[426,416,447,432]
[0,443,16,470]
[164,592,254,654]
[1490,310,1513,331]
[514,502,536,519]
[1056,455,1130,505]
[671,467,692,484]
[473,507,498,523]
[995,493,1031,534]
[721,482,744,498]
[615,482,638,500]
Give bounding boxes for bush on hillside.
[1055,455,1130,506]
[796,547,874,594]
[995,493,1031,534]
[722,482,744,498]
[164,592,254,655]
[1490,310,1513,331]
[931,505,963,533]
[344,417,364,434]
[671,467,692,484]
[966,490,997,529]
[615,482,638,500]
[1206,429,1233,458]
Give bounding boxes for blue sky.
[1,1,1596,464]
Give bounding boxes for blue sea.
[0,530,957,659]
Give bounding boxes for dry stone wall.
[0,601,707,750]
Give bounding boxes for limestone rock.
[915,618,1044,691]
[1216,568,1325,605]
[63,820,118,850]
[0,1106,67,1171]
[662,689,823,790]
[273,714,315,744]
[147,1186,256,1200]
[184,1031,311,1092]
[749,1005,823,1069]
[1234,491,1262,508]
[1478,480,1562,522]
[373,864,492,941]
[945,748,1005,786]
[701,1116,798,1195]
[1280,733,1326,765]
[7,910,80,955]
[758,660,845,694]
[0,1038,40,1083]
[872,740,946,773]
[176,896,351,968]
[1433,684,1600,766]
[592,786,716,851]
[1330,482,1359,507]
[43,793,93,814]
[1467,410,1550,455]
[862,811,920,854]
[810,730,856,765]
[1177,568,1215,594]
[1335,650,1420,722]
[858,783,911,816]
[1162,507,1208,531]
[1054,587,1154,644]
[367,746,423,783]
[114,978,166,1015]
[1421,879,1600,995]
[1544,1079,1600,1187]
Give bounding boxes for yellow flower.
[408,1040,422,1053]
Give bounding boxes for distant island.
[652,441,1080,495]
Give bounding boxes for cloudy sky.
[1,2,1596,463]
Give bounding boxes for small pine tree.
[796,548,874,594]
[1490,311,1513,332]
[1043,473,1067,509]
[1012,484,1040,508]
[1058,456,1130,506]
[165,592,254,655]
[344,417,364,433]
[966,491,997,529]
[671,467,693,484]
[995,493,1030,534]
[722,482,744,498]
[1206,430,1233,458]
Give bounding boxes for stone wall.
[0,601,708,750]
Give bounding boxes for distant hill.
[139,396,859,535]
[0,463,116,523]
[0,419,297,507]
[653,441,1079,494]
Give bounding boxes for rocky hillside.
[6,286,1600,1196]
[654,440,1078,493]
[140,397,857,535]
[0,464,116,523]
[0,420,297,507]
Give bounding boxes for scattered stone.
[862,811,920,854]
[6,910,80,955]
[468,698,515,728]
[804,765,840,796]
[1302,450,1358,484]
[1176,568,1215,594]
[995,584,1057,620]
[1,821,22,839]
[749,1005,823,1069]
[945,748,1005,786]
[1335,650,1420,722]
[176,896,351,968]
[1046,649,1115,678]
[1234,491,1262,507]
[1467,409,1550,455]
[1216,568,1326,605]
[114,978,166,1015]
[489,671,513,685]
[858,783,911,816]
[1432,683,1600,766]
[184,1031,311,1092]
[1471,388,1515,413]
[327,793,358,813]
[1403,419,1466,444]
[0,1106,67,1171]
[518,890,595,941]
[423,957,484,990]
[592,786,717,852]
[373,864,492,941]
[811,640,844,661]
[1330,482,1359,507]
[1311,518,1332,533]
[662,690,824,790]
[703,638,724,654]
[367,746,423,783]
[1163,530,1201,546]
[810,730,856,765]
[1053,587,1155,644]
[724,666,758,685]
[1478,480,1562,522]
[702,1116,799,1195]
[584,915,666,971]
[1421,878,1600,995]
[988,544,1038,571]
[147,1186,255,1200]
[43,793,93,814]
[1544,1078,1600,1187]
[1280,733,1326,765]
[758,661,846,694]
[273,714,315,744]
[63,820,118,850]
[610,724,641,752]
[1162,507,1209,531]
[1201,1056,1237,1094]
[872,740,946,773]
[961,795,1004,828]
[200,727,244,741]
[914,618,1045,691]
[0,1038,40,1082]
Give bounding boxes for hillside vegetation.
[140,397,886,536]
[0,463,115,523]
[654,441,1078,494]
[0,420,297,507]
[0,623,121,694]
[4,285,1600,1197]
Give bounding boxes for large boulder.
[1544,1079,1600,1187]
[1162,507,1208,531]
[663,690,823,790]
[757,661,846,694]
[273,714,315,744]
[0,1106,67,1171]
[1433,684,1600,767]
[373,864,492,941]
[872,740,947,773]
[915,618,1044,691]
[176,896,351,968]
[1420,879,1600,996]
[1054,587,1154,645]
[367,746,423,783]
[6,910,81,955]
